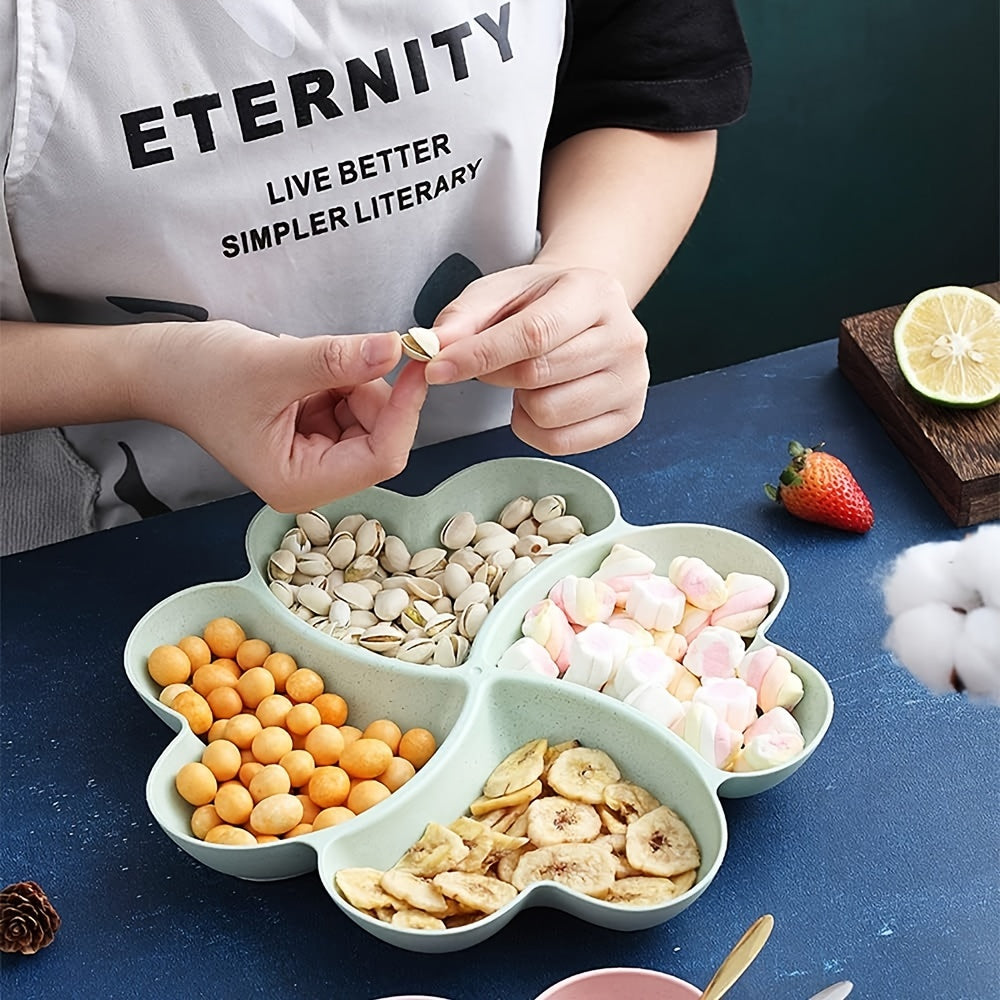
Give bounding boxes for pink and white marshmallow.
[682,625,746,680]
[709,572,777,637]
[743,706,803,744]
[666,665,702,702]
[497,636,560,678]
[732,729,805,772]
[692,677,759,733]
[737,646,804,712]
[591,544,656,605]
[562,622,631,691]
[606,613,656,650]
[668,555,728,611]
[604,646,679,701]
[624,683,685,728]
[675,603,711,643]
[670,702,742,770]
[521,599,574,674]
[548,575,617,627]
[651,628,688,662]
[625,575,687,631]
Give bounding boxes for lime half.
[893,285,1000,407]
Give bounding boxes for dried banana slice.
[391,908,447,930]
[602,781,661,823]
[672,868,698,894]
[482,738,548,797]
[475,801,529,835]
[495,844,530,884]
[546,747,622,804]
[394,821,471,876]
[380,868,451,916]
[625,805,701,878]
[526,796,602,846]
[511,842,618,897]
[597,806,628,836]
[603,875,690,906]
[432,871,519,914]
[470,778,543,817]
[334,867,397,911]
[542,738,581,778]
[448,816,529,873]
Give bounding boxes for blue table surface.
[2,341,997,1000]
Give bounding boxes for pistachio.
[442,561,473,600]
[296,584,334,617]
[473,562,503,594]
[349,609,379,629]
[532,494,567,523]
[267,548,297,582]
[515,518,541,538]
[449,546,485,575]
[538,515,584,544]
[410,547,448,577]
[344,554,380,583]
[374,587,410,622]
[486,547,516,572]
[498,496,535,530]
[399,326,441,362]
[354,518,386,558]
[297,551,334,578]
[453,581,492,613]
[457,602,489,640]
[333,513,366,535]
[359,624,406,655]
[440,511,477,550]
[268,580,297,608]
[396,636,436,664]
[380,535,412,575]
[513,534,548,558]
[279,527,311,556]
[326,532,357,570]
[333,581,376,611]
[328,599,352,628]
[296,510,332,547]
[433,633,470,667]
[404,576,444,602]
[424,612,458,638]
[473,531,518,558]
[496,555,536,598]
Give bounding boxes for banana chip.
[482,738,548,797]
[625,805,701,878]
[546,747,621,804]
[526,796,602,846]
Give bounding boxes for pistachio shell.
[458,602,489,639]
[513,534,548,558]
[498,496,535,530]
[326,532,357,570]
[333,513,366,535]
[349,609,379,628]
[297,552,334,577]
[359,624,406,654]
[515,518,541,538]
[380,535,412,575]
[486,548,516,571]
[400,326,441,362]
[410,547,448,577]
[354,518,386,558]
[333,581,376,611]
[404,576,444,602]
[374,588,410,622]
[344,554,380,582]
[268,580,297,608]
[297,583,334,616]
[424,612,458,638]
[296,510,332,546]
[442,562,474,600]
[496,555,536,598]
[537,515,584,544]
[532,495,567,523]
[268,548,297,582]
[396,636,436,664]
[279,527,312,556]
[440,511,477,550]
[453,581,492,613]
[473,531,518,558]
[449,547,485,575]
[433,633,470,667]
[328,599,352,628]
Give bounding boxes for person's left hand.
[424,264,650,454]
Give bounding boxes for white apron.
[3,0,565,530]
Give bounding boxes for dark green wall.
[638,0,1000,384]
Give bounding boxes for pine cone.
[0,881,61,955]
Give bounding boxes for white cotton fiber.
[881,539,978,617]
[883,603,967,693]
[954,607,1000,702]
[952,523,1000,609]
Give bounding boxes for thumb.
[273,332,402,397]
[431,269,529,346]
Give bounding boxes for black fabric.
[547,0,752,147]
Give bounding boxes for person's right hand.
[138,320,427,512]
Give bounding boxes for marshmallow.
[604,646,679,701]
[737,646,804,712]
[670,702,742,769]
[668,555,728,611]
[592,543,656,604]
[732,730,805,772]
[743,706,803,744]
[624,683,684,728]
[548,575,617,627]
[625,575,687,631]
[606,613,656,650]
[666,666,702,702]
[521,599,574,674]
[709,572,776,636]
[562,622,631,691]
[675,603,711,642]
[693,677,758,733]
[682,625,746,680]
[497,636,559,678]
[651,628,687,662]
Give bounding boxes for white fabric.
[3,0,564,530]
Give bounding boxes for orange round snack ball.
[285,702,321,736]
[214,782,254,825]
[398,728,437,770]
[339,738,393,779]
[224,713,263,750]
[254,834,281,845]
[285,823,314,839]
[363,719,403,754]
[252,726,293,765]
[285,668,324,704]
[205,824,256,846]
[202,617,247,659]
[190,803,223,840]
[255,693,293,729]
[250,793,303,836]
[312,692,349,727]
[347,779,392,814]
[279,749,316,788]
[304,724,345,766]
[210,658,242,680]
[307,766,350,808]
[192,662,240,697]
[239,761,265,787]
[147,644,192,687]
[236,666,276,710]
[313,806,355,830]
[207,685,243,720]
[248,763,292,803]
[201,739,242,781]
[177,634,212,670]
[296,794,321,824]
[262,652,298,692]
[378,756,417,792]
[236,638,272,670]
[339,725,363,748]
[158,682,191,708]
[171,690,213,735]
[175,761,217,806]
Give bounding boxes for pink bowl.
[534,968,700,1000]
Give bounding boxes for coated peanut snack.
[334,738,700,930]
[147,617,438,844]
[264,496,588,667]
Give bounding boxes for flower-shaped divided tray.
[124,458,834,953]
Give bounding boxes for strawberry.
[765,441,874,533]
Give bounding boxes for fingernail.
[424,360,457,384]
[361,333,397,366]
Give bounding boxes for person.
[0,1,751,555]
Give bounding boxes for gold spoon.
[698,914,775,1000]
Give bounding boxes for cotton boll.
[881,540,979,617]
[883,602,967,693]
[953,607,1000,703]
[952,524,1000,609]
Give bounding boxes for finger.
[510,392,645,456]
[271,331,402,400]
[512,367,644,431]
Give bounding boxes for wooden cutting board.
[838,281,999,527]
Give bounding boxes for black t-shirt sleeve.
[547,0,752,148]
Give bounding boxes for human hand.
[139,321,427,512]
[424,264,649,454]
